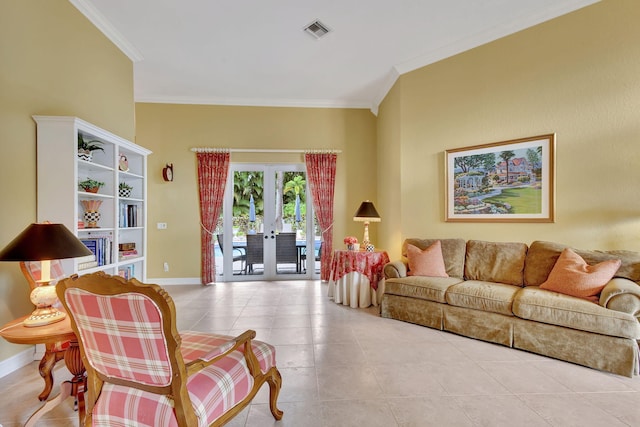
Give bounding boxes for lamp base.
[23,307,66,327]
[362,222,371,249]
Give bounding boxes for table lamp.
[353,200,381,248]
[0,223,92,327]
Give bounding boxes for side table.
[328,249,390,308]
[0,316,86,427]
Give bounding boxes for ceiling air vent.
[304,20,331,39]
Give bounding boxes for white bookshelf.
[33,116,151,281]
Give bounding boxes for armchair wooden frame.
[57,272,283,426]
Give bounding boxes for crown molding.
[69,0,144,62]
[135,95,373,111]
[370,68,401,116]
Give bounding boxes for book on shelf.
[119,242,136,251]
[118,264,135,280]
[78,260,99,270]
[119,249,139,259]
[80,232,113,266]
[77,254,98,270]
[120,203,141,228]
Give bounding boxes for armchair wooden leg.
[37,348,64,401]
[267,367,284,420]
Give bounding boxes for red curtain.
[305,153,337,281]
[196,151,230,284]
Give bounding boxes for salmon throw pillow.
[407,241,449,277]
[540,248,621,302]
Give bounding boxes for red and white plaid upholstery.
[180,331,276,374]
[92,351,253,427]
[63,288,277,426]
[64,289,173,386]
[24,259,65,283]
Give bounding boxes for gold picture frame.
[445,134,555,223]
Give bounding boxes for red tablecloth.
[329,250,389,290]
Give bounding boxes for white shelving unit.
[34,116,151,281]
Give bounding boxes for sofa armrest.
[599,278,640,318]
[384,260,408,278]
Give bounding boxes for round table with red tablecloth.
[327,249,390,308]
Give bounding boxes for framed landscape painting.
[445,134,555,222]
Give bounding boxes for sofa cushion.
[513,286,640,340]
[464,240,528,286]
[385,276,464,304]
[407,241,448,277]
[445,280,520,316]
[403,238,466,278]
[524,240,640,286]
[539,248,621,302]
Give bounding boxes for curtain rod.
[190,148,341,154]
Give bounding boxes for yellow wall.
[377,0,640,260]
[376,80,403,256]
[0,0,134,360]
[135,103,377,279]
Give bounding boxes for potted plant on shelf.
[78,178,105,193]
[119,182,133,198]
[77,134,104,161]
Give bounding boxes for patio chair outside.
[275,232,299,272]
[301,242,322,273]
[216,233,246,274]
[246,233,264,274]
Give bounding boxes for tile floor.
[1,280,639,426]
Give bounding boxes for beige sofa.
[381,239,640,377]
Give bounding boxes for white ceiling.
[72,0,599,113]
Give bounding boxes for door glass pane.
[236,170,264,276]
[274,171,306,274]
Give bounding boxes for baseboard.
[147,277,202,286]
[0,347,35,379]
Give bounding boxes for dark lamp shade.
[0,223,92,262]
[353,201,381,222]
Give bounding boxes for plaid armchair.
[20,260,70,401]
[56,272,283,426]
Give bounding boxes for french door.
[216,163,320,281]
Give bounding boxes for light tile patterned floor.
[1,280,639,426]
